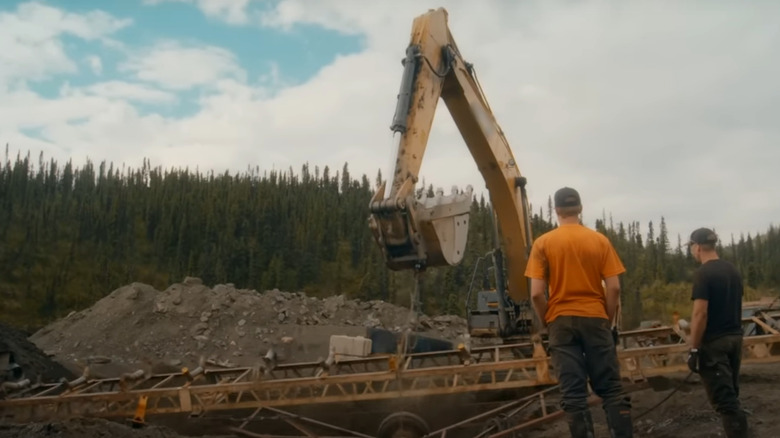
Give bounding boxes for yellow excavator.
[368,7,537,340]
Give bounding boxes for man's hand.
[687,348,700,373]
[604,275,621,324]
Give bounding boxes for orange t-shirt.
[524,223,625,324]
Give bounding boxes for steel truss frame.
[1,313,779,437]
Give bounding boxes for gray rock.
[191,323,209,335]
[183,277,203,286]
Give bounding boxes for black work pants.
[700,334,743,414]
[548,315,631,412]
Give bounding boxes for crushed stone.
[29,278,471,378]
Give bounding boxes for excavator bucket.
[369,182,473,271]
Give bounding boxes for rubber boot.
[720,411,748,438]
[605,405,634,438]
[565,410,595,438]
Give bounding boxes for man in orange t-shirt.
[525,187,633,438]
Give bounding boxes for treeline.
[0,149,777,330]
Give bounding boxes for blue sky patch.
[5,0,364,118]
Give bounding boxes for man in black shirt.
[687,227,748,438]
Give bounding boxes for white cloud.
[0,86,124,131]
[119,41,247,90]
[0,2,131,83]
[3,0,780,245]
[197,0,250,25]
[86,55,103,75]
[72,81,177,104]
[143,0,251,25]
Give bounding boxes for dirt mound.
[29,279,469,378]
[0,417,231,438]
[0,321,74,384]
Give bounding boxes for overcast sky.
[2,0,778,247]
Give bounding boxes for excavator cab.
[463,207,537,340]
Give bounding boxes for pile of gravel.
[0,321,74,384]
[29,278,469,380]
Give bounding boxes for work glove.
[687,348,700,373]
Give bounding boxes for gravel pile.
[0,321,74,385]
[29,278,469,379]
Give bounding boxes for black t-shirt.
[691,259,743,340]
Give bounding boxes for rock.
[86,355,111,364]
[363,313,382,328]
[191,323,209,335]
[183,277,203,286]
[238,319,246,327]
[433,315,459,324]
[419,316,434,329]
[126,288,140,300]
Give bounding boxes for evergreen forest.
[1,148,778,331]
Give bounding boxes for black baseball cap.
[554,187,581,208]
[689,227,718,245]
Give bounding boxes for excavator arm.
[368,8,534,328]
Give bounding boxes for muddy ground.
[0,417,233,438]
[531,362,780,438]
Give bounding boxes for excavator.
[368,7,537,341]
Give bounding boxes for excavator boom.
[368,8,533,312]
